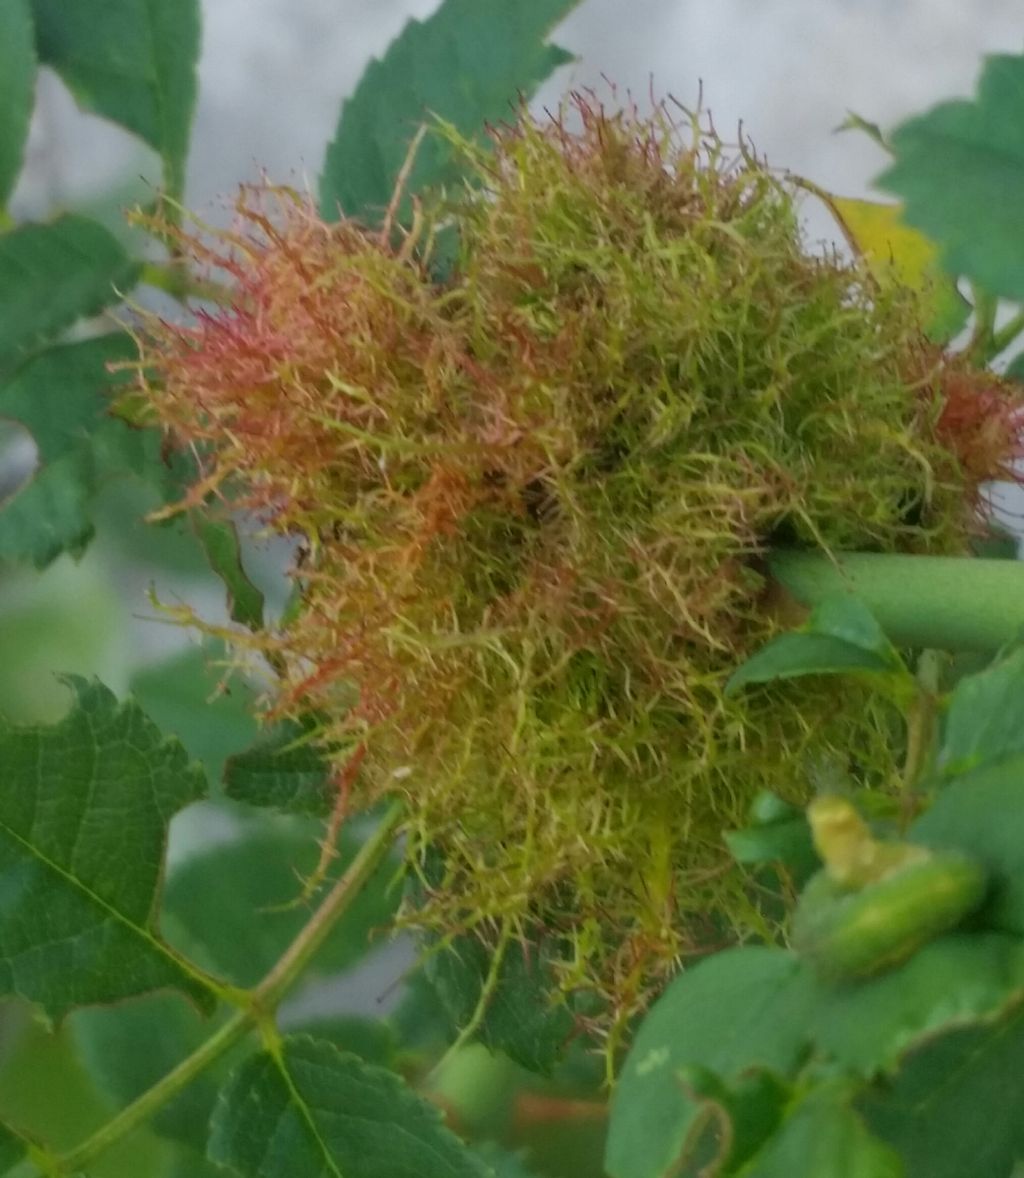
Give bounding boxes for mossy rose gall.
[132,95,1022,1041]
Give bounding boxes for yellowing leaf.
[826,195,969,343]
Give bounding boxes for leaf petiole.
[55,802,404,1175]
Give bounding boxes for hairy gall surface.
[133,98,1022,1041]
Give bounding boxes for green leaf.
[320,0,579,222]
[726,595,910,697]
[0,1119,27,1173]
[674,1067,790,1177]
[426,932,575,1076]
[812,932,1024,1075]
[746,1085,902,1178]
[208,1035,492,1178]
[0,335,139,567]
[77,1010,396,1172]
[858,1005,1024,1178]
[287,1016,399,1069]
[0,677,214,1020]
[939,646,1024,778]
[223,718,335,818]
[163,817,399,987]
[0,450,95,568]
[30,0,200,196]
[191,513,265,630]
[390,967,458,1057]
[0,338,132,462]
[878,53,1024,302]
[725,793,818,886]
[0,0,36,208]
[606,948,813,1178]
[130,644,259,785]
[910,762,1024,934]
[0,217,139,372]
[408,852,583,1074]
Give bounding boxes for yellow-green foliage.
[136,97,1000,1038]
